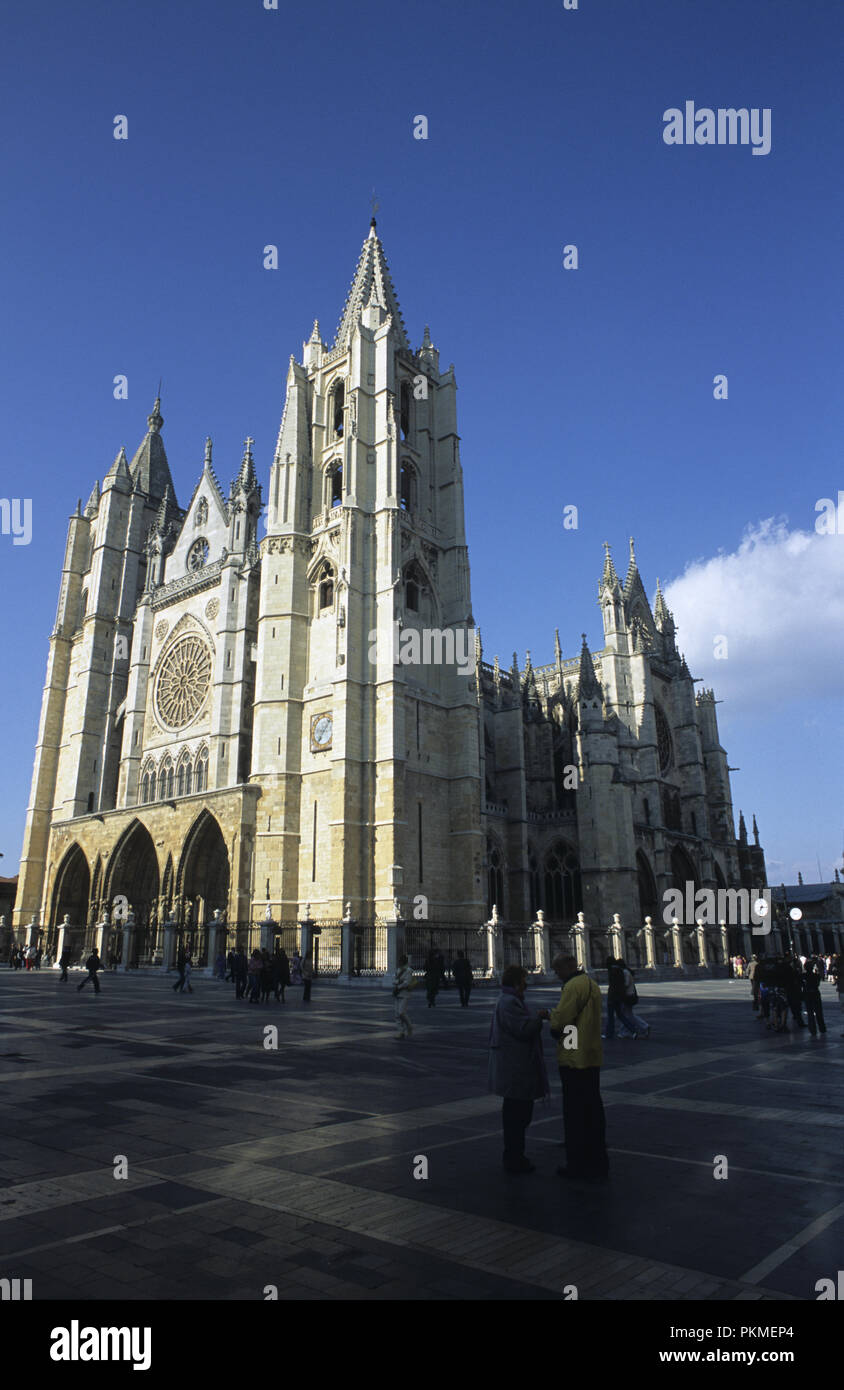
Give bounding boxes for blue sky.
[0,0,841,884]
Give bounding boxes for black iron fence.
[311,922,342,976]
[404,923,487,977]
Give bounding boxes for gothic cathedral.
[14,223,765,962]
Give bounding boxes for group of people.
[421,948,475,1008]
[748,952,842,1036]
[7,944,47,969]
[220,945,313,1004]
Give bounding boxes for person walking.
[182,951,194,994]
[172,946,187,994]
[76,949,102,994]
[290,952,303,988]
[549,954,608,1183]
[452,950,474,1008]
[392,954,417,1038]
[302,952,314,1003]
[225,948,236,982]
[232,946,248,999]
[214,950,226,981]
[259,951,273,1004]
[271,947,290,1003]
[802,956,826,1036]
[783,953,807,1028]
[247,950,263,1003]
[423,950,441,1008]
[603,958,635,1039]
[617,959,650,1038]
[488,964,550,1174]
[58,949,71,982]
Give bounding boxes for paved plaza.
[0,969,841,1302]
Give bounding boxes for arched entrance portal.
[106,821,161,966]
[52,844,91,928]
[50,844,91,959]
[178,814,230,963]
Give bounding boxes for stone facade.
[14,222,770,971]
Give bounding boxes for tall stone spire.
[333,223,409,351]
[129,395,175,503]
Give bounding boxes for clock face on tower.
[310,712,333,751]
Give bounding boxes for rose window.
[187,538,209,571]
[155,636,212,731]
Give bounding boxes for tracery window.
[194,748,208,793]
[315,561,335,611]
[543,843,583,922]
[655,703,673,773]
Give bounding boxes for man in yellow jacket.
[548,954,608,1182]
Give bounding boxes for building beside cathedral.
[13,222,785,971]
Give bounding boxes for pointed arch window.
[543,843,582,922]
[194,748,208,794]
[400,461,416,512]
[404,560,425,615]
[332,381,345,438]
[177,761,186,798]
[315,561,335,612]
[487,838,504,919]
[327,462,343,509]
[399,380,411,441]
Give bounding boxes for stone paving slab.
[0,972,840,1300]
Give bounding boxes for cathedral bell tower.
[251,222,483,921]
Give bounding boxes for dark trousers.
[235,974,246,998]
[59,965,68,981]
[787,990,805,1025]
[173,969,186,992]
[805,994,826,1034]
[457,982,472,1007]
[560,1066,608,1179]
[303,978,312,1001]
[77,971,100,993]
[502,1097,534,1167]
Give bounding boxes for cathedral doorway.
[50,844,91,954]
[636,851,658,925]
[178,812,229,930]
[106,820,160,930]
[51,844,90,927]
[671,845,699,894]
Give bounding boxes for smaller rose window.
[187,538,209,571]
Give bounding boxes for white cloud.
[662,518,844,711]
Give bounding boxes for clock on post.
[310,712,333,752]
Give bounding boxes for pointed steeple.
[152,483,178,536]
[554,628,562,664]
[601,541,620,590]
[752,814,760,847]
[578,634,600,700]
[234,436,258,494]
[738,811,748,845]
[624,536,639,593]
[418,323,439,372]
[129,395,175,503]
[104,445,132,491]
[84,479,100,517]
[653,577,671,626]
[333,223,409,352]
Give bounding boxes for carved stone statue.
[343,901,352,921]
